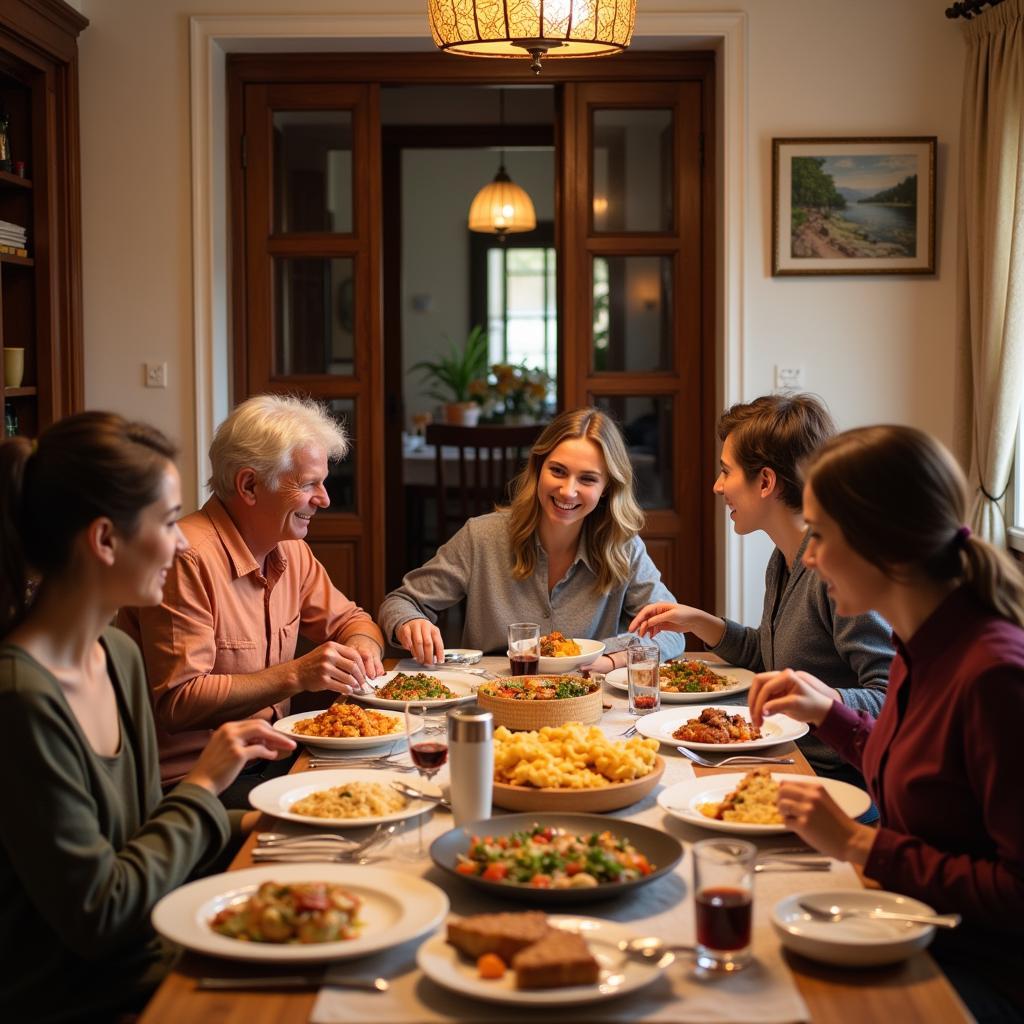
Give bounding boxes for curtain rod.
[945,0,1006,19]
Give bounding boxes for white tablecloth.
[303,658,862,1023]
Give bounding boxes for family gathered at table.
[1,391,1022,1024]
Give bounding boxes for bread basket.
[476,675,603,730]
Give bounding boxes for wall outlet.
[774,365,804,392]
[145,362,168,388]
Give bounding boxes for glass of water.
[627,643,661,715]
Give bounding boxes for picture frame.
[772,137,936,276]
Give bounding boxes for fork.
[256,832,357,848]
[676,746,795,768]
[252,824,396,863]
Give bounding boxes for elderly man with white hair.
[121,395,385,805]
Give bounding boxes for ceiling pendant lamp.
[428,0,636,75]
[468,90,537,238]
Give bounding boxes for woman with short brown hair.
[630,393,894,781]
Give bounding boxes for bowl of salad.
[430,813,683,904]
[476,675,603,729]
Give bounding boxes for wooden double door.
[229,53,716,620]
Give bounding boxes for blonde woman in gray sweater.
[630,394,893,782]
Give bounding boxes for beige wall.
[76,0,964,620]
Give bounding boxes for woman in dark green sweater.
[0,413,295,1023]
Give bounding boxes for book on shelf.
[0,243,29,258]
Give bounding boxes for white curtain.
[954,0,1024,545]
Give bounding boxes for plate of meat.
[635,705,808,751]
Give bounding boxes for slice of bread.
[512,928,600,989]
[446,911,552,963]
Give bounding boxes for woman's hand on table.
[749,668,838,728]
[776,780,876,866]
[185,720,296,796]
[396,618,445,665]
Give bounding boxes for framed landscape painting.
[772,137,936,276]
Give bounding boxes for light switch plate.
[145,362,168,388]
[774,365,804,391]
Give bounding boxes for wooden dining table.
[140,663,970,1024]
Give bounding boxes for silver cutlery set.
[251,823,398,864]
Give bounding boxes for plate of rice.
[274,704,421,750]
[657,771,870,835]
[249,769,441,827]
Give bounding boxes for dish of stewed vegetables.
[454,824,655,889]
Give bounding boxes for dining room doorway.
[227,52,716,622]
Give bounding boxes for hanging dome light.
[427,0,636,75]
[469,165,537,235]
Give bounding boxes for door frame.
[228,52,716,616]
[191,11,750,620]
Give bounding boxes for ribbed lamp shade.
[468,166,537,234]
[428,0,635,73]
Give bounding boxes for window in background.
[471,222,557,404]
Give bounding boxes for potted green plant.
[411,325,489,425]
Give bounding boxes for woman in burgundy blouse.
[749,425,1024,1023]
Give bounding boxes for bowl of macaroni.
[490,723,664,812]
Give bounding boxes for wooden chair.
[425,423,544,543]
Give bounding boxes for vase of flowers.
[489,363,551,423]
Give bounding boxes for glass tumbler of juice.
[627,643,661,715]
[692,838,756,972]
[507,623,540,675]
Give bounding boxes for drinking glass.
[507,622,540,676]
[692,838,756,972]
[627,643,661,715]
[405,702,448,858]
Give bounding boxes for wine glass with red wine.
[405,702,448,858]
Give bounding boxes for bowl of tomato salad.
[430,813,683,905]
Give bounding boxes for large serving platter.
[636,705,808,751]
[430,811,683,904]
[604,660,754,704]
[152,864,448,964]
[417,914,674,1005]
[353,670,478,711]
[249,768,439,828]
[658,772,870,835]
[273,708,421,751]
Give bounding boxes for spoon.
[617,936,695,960]
[798,899,961,929]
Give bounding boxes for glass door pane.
[592,255,673,372]
[273,110,353,233]
[273,257,355,376]
[592,108,673,233]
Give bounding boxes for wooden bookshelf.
[0,0,88,439]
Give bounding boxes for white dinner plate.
[417,915,673,1006]
[354,670,478,710]
[636,705,808,751]
[772,889,936,966]
[249,768,440,828]
[273,708,422,750]
[658,772,871,835]
[605,661,754,704]
[152,864,448,964]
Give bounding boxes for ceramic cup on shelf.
[3,347,24,388]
